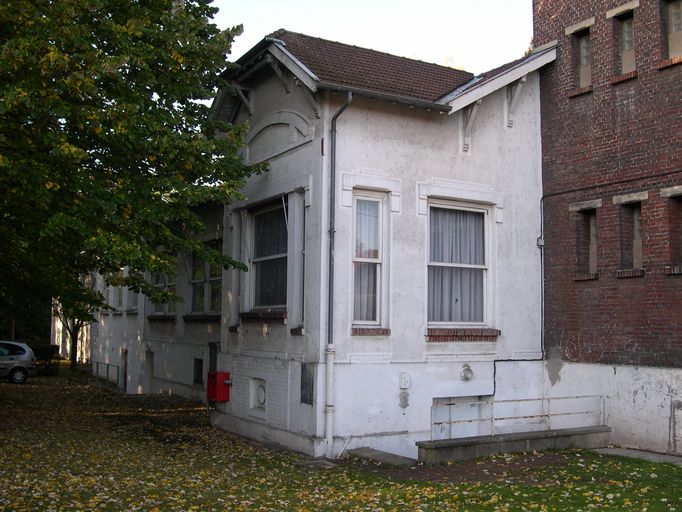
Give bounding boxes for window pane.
[255,207,287,258]
[192,282,205,312]
[254,257,287,306]
[579,34,590,65]
[428,267,484,322]
[671,1,682,33]
[356,200,380,259]
[430,208,484,265]
[192,257,204,281]
[622,17,634,51]
[353,262,378,321]
[210,279,222,312]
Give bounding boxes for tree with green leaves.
[0,0,262,367]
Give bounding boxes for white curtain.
[428,208,484,322]
[354,200,379,321]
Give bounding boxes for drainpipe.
[325,91,353,458]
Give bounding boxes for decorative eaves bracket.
[234,87,252,115]
[266,53,320,119]
[462,99,482,152]
[265,54,290,94]
[507,75,527,128]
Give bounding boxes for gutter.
[319,83,450,112]
[325,91,353,459]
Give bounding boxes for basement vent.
[300,363,314,405]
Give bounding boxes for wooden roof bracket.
[507,75,527,128]
[234,87,253,116]
[462,99,482,152]
[299,83,320,119]
[265,54,291,94]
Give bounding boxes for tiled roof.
[239,29,475,105]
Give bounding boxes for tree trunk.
[68,322,80,371]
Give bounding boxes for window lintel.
[606,1,639,19]
[565,17,595,36]
[569,198,602,211]
[612,191,648,204]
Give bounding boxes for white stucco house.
[76,31,587,459]
[208,31,561,458]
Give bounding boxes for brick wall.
[534,0,682,365]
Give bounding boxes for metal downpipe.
[325,91,353,458]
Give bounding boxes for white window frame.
[427,200,491,327]
[351,191,388,327]
[249,200,288,311]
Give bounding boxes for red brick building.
[534,0,682,365]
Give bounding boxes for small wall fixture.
[460,364,474,382]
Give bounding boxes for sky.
[212,0,534,75]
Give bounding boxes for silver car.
[0,341,37,383]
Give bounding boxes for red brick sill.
[426,328,500,342]
[657,55,682,70]
[351,327,391,337]
[574,272,599,281]
[568,85,593,98]
[665,266,682,275]
[616,268,646,278]
[610,70,638,85]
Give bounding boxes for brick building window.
[576,30,592,87]
[669,196,682,269]
[620,202,643,269]
[667,0,682,58]
[619,13,636,73]
[577,209,598,275]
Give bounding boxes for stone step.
[416,425,611,464]
[346,447,417,466]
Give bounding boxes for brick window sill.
[568,85,593,98]
[610,70,638,85]
[665,266,682,275]
[183,314,220,323]
[616,268,646,278]
[147,314,176,323]
[426,328,501,342]
[574,272,599,281]
[657,55,682,70]
[351,327,391,337]
[240,310,287,325]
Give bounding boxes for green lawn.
[1,375,681,511]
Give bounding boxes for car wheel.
[9,368,27,384]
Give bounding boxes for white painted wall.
[211,66,545,458]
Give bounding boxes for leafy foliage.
[2,377,682,511]
[0,0,262,331]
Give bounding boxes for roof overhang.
[442,42,557,114]
[220,36,453,113]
